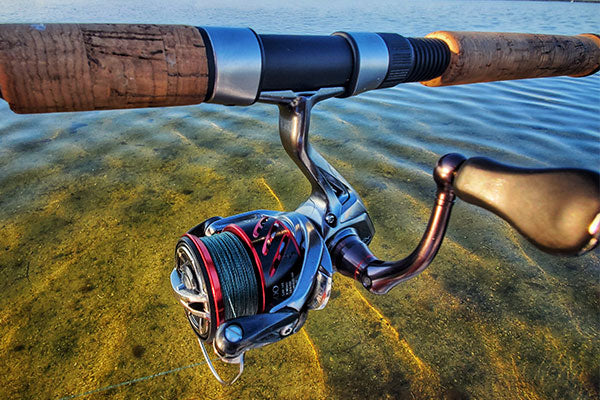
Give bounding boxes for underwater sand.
[1,85,598,399]
[1,1,599,399]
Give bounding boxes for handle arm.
[331,154,466,294]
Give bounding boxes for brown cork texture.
[0,24,209,113]
[421,31,600,87]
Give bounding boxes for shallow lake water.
[0,1,599,399]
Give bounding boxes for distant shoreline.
[516,0,599,2]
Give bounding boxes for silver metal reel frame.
[259,88,375,246]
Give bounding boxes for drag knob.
[453,157,600,255]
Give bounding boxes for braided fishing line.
[201,232,258,320]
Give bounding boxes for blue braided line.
[58,361,208,400]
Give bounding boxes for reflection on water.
[0,1,599,399]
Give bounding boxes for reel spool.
[171,212,328,382]
[173,215,305,340]
[175,231,259,341]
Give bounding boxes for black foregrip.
[257,33,450,94]
[454,157,600,255]
[259,35,354,91]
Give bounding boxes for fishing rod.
[0,24,598,112]
[0,24,599,384]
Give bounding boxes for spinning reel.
[171,88,600,384]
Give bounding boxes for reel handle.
[333,154,599,294]
[454,157,600,255]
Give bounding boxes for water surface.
[0,1,599,399]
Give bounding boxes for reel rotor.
[171,209,332,383]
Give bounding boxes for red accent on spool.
[261,221,301,255]
[262,222,281,255]
[184,233,224,329]
[264,220,302,278]
[252,216,269,238]
[223,224,267,313]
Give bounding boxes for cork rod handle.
[421,31,600,87]
[0,24,210,114]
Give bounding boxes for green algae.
[0,101,598,400]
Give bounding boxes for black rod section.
[259,35,354,92]
[257,33,450,94]
[377,34,450,88]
